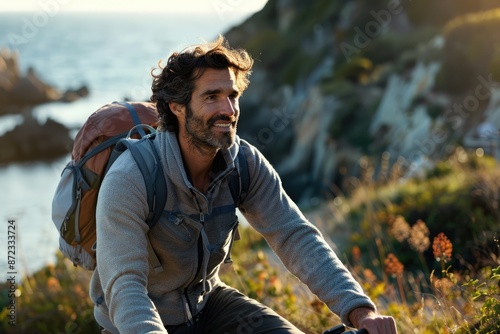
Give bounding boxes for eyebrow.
[199,88,240,97]
[200,89,222,97]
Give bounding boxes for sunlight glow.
[0,0,268,14]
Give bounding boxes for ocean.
[0,10,253,275]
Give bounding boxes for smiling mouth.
[213,123,232,128]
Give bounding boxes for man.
[90,36,398,333]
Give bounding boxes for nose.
[221,96,237,116]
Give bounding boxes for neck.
[177,133,218,193]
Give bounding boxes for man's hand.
[348,307,397,333]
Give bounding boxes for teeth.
[214,123,231,127]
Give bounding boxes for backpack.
[51,101,249,271]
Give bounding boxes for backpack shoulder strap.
[113,101,147,137]
[115,135,166,273]
[117,135,166,227]
[229,146,250,207]
[224,146,250,264]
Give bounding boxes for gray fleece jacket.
[89,131,375,333]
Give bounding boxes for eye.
[206,95,217,101]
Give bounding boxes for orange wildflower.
[432,233,453,263]
[351,245,361,263]
[385,253,404,277]
[46,276,61,293]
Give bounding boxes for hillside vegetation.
[2,150,500,333]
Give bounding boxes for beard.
[184,104,238,152]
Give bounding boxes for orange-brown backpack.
[51,101,166,270]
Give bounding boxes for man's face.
[184,67,240,151]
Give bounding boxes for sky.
[0,0,268,13]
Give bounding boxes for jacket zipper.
[182,223,206,324]
[182,291,194,325]
[183,190,206,323]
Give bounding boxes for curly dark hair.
[150,35,254,132]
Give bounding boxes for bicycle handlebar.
[324,323,368,334]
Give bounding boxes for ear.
[169,101,185,116]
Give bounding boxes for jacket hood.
[158,131,241,195]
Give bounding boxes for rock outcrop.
[226,0,500,205]
[0,115,72,164]
[0,49,89,115]
[0,49,87,164]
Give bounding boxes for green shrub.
[361,28,438,66]
[334,57,373,83]
[456,266,500,333]
[343,151,500,275]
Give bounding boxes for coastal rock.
[0,49,89,115]
[0,49,87,164]
[0,49,19,91]
[0,115,72,164]
[7,67,61,105]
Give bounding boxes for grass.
[2,148,500,333]
[0,255,98,333]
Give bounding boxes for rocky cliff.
[0,49,89,113]
[0,50,88,163]
[225,0,500,206]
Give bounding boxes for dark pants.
[165,286,304,334]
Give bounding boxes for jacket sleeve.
[95,151,168,333]
[237,142,376,325]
